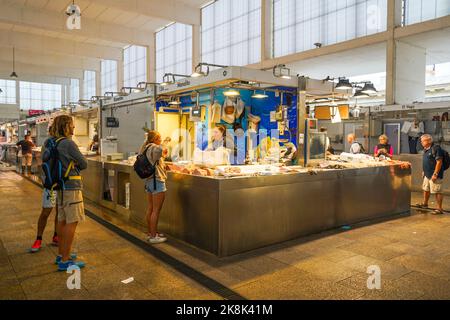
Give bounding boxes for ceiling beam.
[0,29,122,61]
[0,60,84,79]
[0,1,153,46]
[248,32,390,70]
[395,15,450,39]
[91,0,201,26]
[0,47,101,71]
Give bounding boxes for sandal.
[432,209,444,215]
[415,203,429,208]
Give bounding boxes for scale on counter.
[304,118,326,166]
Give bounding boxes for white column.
[394,41,426,104]
[386,0,408,105]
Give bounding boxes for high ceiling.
[0,0,208,79]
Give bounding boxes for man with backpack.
[417,134,450,215]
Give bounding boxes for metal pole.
[297,76,307,166]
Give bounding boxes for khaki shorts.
[423,176,443,194]
[57,190,85,224]
[21,153,32,166]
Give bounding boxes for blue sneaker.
[55,253,78,265]
[57,260,85,272]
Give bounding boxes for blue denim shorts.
[144,179,167,194]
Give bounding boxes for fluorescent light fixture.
[223,89,240,97]
[161,73,189,85]
[168,97,181,105]
[273,64,292,79]
[191,71,205,78]
[252,90,268,99]
[191,63,228,78]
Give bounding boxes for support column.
[297,77,307,166]
[117,54,124,91]
[147,34,156,83]
[394,41,426,104]
[260,0,272,62]
[95,65,101,96]
[386,0,426,105]
[80,72,85,100]
[192,24,201,71]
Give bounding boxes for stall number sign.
[106,117,119,128]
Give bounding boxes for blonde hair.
[379,134,389,143]
[53,115,73,138]
[140,130,161,153]
[48,123,55,137]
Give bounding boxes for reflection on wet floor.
[2,171,450,300]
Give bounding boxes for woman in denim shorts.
[140,130,168,244]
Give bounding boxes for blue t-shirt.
[423,144,444,179]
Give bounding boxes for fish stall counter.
[81,155,412,257]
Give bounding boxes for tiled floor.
[2,170,450,300]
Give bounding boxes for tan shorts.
[57,190,85,224]
[21,153,32,166]
[423,176,443,194]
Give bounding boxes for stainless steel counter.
[82,158,411,257]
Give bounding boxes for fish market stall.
[79,67,411,257]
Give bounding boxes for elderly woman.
[374,134,393,158]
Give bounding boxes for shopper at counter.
[16,133,35,175]
[208,125,235,151]
[88,134,99,154]
[347,133,365,154]
[52,115,87,271]
[140,130,168,244]
[374,135,393,158]
[29,124,59,253]
[417,134,445,215]
[320,127,334,155]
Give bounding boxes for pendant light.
[361,82,377,95]
[335,77,352,90]
[10,47,18,78]
[353,89,369,98]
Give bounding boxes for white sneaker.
[147,235,167,244]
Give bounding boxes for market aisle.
[3,170,450,300]
[0,171,221,300]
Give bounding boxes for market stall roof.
[102,86,156,108]
[157,66,299,96]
